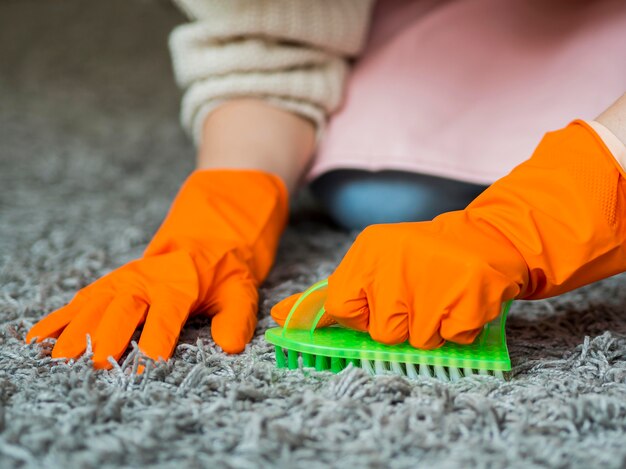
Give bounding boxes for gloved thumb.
[270,292,301,326]
[271,291,337,329]
[210,276,259,354]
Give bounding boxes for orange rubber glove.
[27,169,288,368]
[272,121,626,348]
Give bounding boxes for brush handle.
[282,278,512,347]
[282,279,329,337]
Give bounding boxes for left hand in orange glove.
[272,121,626,348]
[27,169,288,368]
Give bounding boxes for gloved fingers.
[271,292,337,329]
[442,327,483,345]
[366,281,409,345]
[401,247,496,349]
[137,293,192,364]
[325,274,370,332]
[269,292,301,326]
[26,292,89,343]
[406,293,457,350]
[210,276,258,354]
[405,294,448,350]
[409,329,445,350]
[442,264,519,344]
[439,304,497,345]
[91,294,149,369]
[323,231,376,332]
[438,288,510,346]
[51,292,112,360]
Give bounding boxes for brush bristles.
[275,346,505,381]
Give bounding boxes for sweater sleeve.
[169,0,375,145]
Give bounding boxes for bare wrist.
[196,99,316,193]
[596,93,626,147]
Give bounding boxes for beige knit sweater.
[169,0,376,145]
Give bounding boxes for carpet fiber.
[2,1,626,467]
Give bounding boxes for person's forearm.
[596,93,626,146]
[196,99,317,193]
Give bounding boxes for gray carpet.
[2,1,626,467]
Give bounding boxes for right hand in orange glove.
[27,169,288,368]
[272,121,626,347]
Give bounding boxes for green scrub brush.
[265,279,512,381]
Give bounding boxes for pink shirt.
[310,0,626,185]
